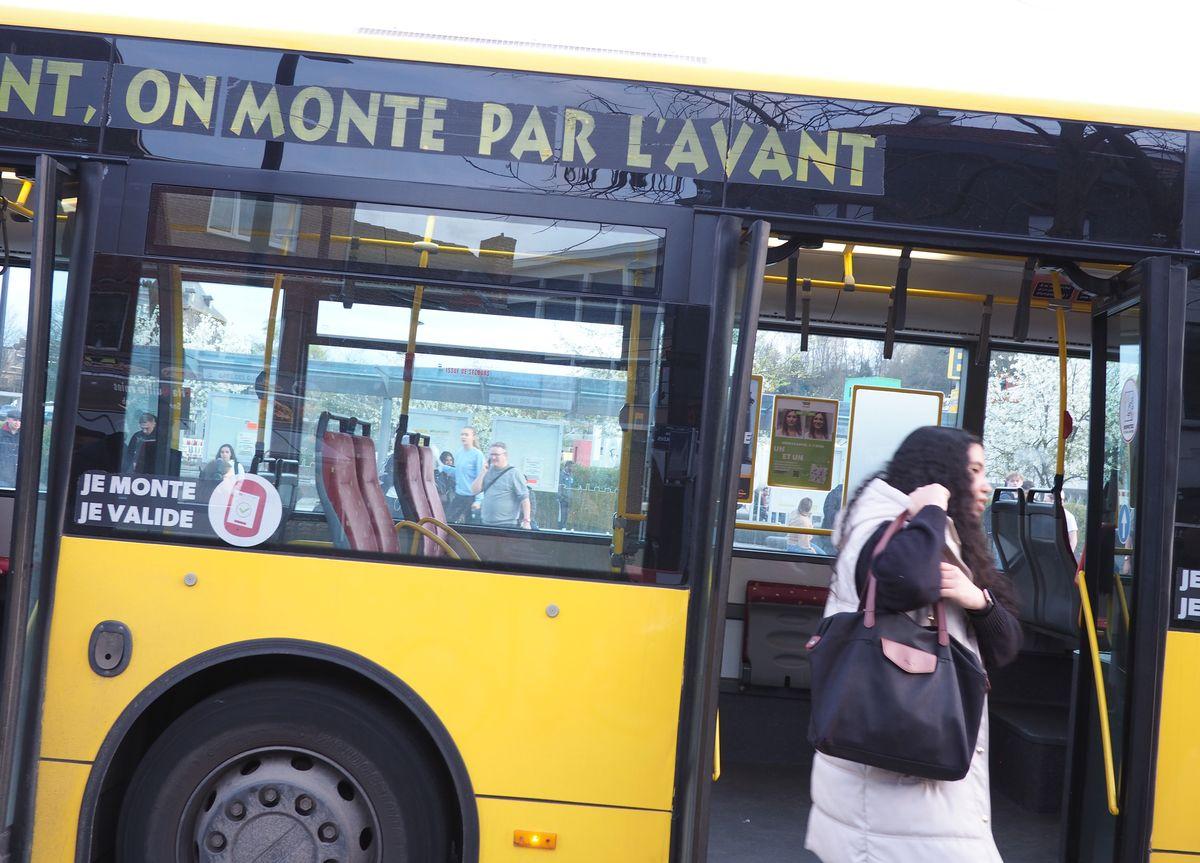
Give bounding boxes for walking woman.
[200,443,244,480]
[806,426,1021,863]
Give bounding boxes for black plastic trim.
[118,161,695,305]
[670,216,768,863]
[0,155,65,834]
[1115,259,1184,863]
[728,546,833,565]
[695,205,1194,264]
[474,793,669,814]
[73,638,480,863]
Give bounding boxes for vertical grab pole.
[398,215,436,439]
[1052,271,1068,488]
[168,264,185,459]
[255,204,296,467]
[612,304,642,571]
[254,274,282,467]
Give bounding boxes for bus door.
[0,157,99,857]
[671,215,769,863]
[1066,256,1185,863]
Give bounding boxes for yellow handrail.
[395,520,459,559]
[416,517,481,561]
[1076,565,1120,816]
[712,709,721,782]
[1113,570,1131,633]
[735,521,833,536]
[2,196,32,219]
[761,273,1093,314]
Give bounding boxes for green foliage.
[528,465,619,534]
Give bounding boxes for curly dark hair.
[844,426,1017,614]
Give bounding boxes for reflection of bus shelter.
[513,237,662,293]
[184,349,625,455]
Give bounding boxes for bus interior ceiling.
[711,235,1121,863]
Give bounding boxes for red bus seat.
[393,444,425,522]
[741,580,829,690]
[315,424,378,552]
[351,435,400,554]
[394,443,442,556]
[416,446,450,549]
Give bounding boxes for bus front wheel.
[116,677,451,862]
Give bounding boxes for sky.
[15,0,1200,116]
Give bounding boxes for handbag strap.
[862,511,949,646]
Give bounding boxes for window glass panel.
[150,186,665,297]
[736,332,964,557]
[85,264,284,480]
[0,165,76,491]
[0,267,30,489]
[67,257,701,584]
[982,349,1092,555]
[315,300,624,360]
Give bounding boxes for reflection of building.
[0,336,25,393]
[513,237,662,294]
[181,282,226,328]
[153,189,664,293]
[133,279,227,332]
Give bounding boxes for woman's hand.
[940,562,987,611]
[907,483,950,515]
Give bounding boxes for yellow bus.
[0,8,1194,863]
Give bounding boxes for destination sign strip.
[0,52,885,194]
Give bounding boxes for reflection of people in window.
[805,411,831,440]
[471,442,531,528]
[787,497,814,551]
[123,412,157,473]
[776,408,803,437]
[201,443,244,480]
[0,407,20,488]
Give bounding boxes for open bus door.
[671,215,769,863]
[1066,256,1185,863]
[0,157,99,861]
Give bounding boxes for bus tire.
[115,677,451,862]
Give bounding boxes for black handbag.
[806,513,989,781]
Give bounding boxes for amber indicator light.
[513,829,558,849]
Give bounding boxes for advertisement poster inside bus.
[766,395,837,490]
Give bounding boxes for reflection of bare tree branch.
[1091,124,1177,240]
[460,156,555,193]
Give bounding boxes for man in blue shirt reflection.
[447,426,484,523]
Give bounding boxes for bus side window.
[737,333,965,558]
[0,267,30,491]
[66,255,705,585]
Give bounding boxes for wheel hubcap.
[181,748,380,862]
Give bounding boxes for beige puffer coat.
[804,478,1003,863]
